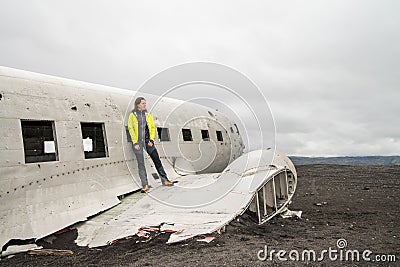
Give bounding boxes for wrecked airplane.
[0,66,297,254]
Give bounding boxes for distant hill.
[289,156,400,165]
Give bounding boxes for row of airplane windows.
[19,119,227,164]
[135,127,224,143]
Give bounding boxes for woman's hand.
[134,144,140,150]
[148,141,153,147]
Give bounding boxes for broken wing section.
[75,149,297,246]
[168,149,297,243]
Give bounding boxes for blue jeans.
[133,140,169,186]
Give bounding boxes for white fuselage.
[0,67,244,250]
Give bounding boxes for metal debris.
[196,237,215,243]
[1,244,42,257]
[27,249,74,256]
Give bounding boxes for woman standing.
[128,97,174,192]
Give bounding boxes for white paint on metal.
[1,244,43,258]
[75,149,296,246]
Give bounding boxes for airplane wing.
[75,149,297,247]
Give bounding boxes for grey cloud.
[1,0,399,156]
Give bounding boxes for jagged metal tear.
[75,149,297,247]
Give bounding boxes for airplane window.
[157,127,171,141]
[81,122,108,159]
[216,130,223,141]
[182,129,193,141]
[201,130,210,141]
[21,120,58,163]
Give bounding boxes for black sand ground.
[1,165,399,266]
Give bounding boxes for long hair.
[132,97,146,113]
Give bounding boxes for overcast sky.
[1,0,399,156]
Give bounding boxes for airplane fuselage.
[0,67,245,249]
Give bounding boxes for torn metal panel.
[196,237,215,243]
[1,244,43,258]
[280,208,302,219]
[76,149,297,246]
